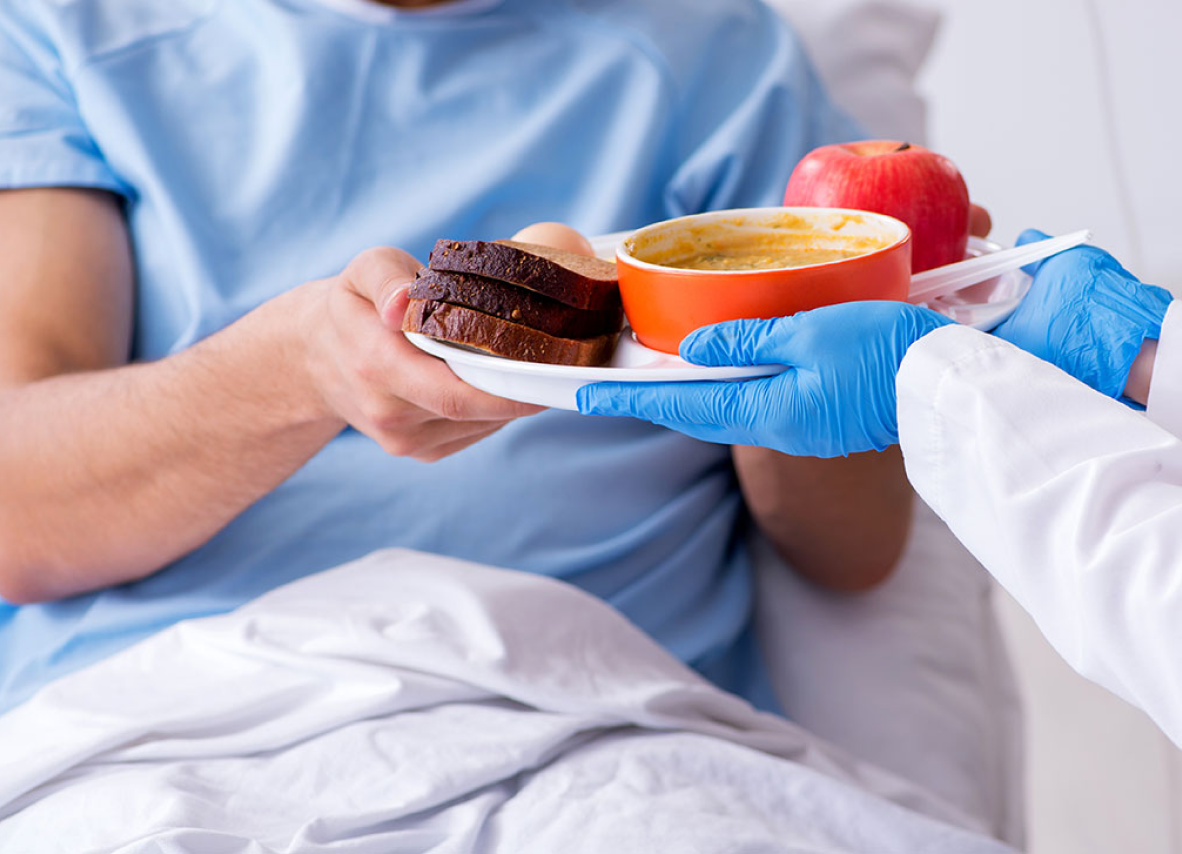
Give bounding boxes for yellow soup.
[627,213,894,272]
[665,245,866,271]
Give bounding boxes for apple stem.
[895,142,912,152]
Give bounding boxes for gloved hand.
[993,229,1174,399]
[577,301,952,458]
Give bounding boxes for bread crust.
[427,239,618,311]
[409,269,623,340]
[403,298,619,367]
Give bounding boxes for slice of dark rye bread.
[404,298,619,367]
[427,239,618,311]
[409,268,623,340]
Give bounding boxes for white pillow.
[762,0,940,143]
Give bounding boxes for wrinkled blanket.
[0,549,1015,853]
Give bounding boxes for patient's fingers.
[411,423,510,463]
[380,289,544,421]
[970,204,992,239]
[365,414,513,461]
[308,247,545,463]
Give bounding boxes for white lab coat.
[896,301,1182,747]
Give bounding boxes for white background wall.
[917,0,1182,850]
[918,0,1181,289]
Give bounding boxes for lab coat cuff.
[1146,300,1182,438]
[895,324,1011,518]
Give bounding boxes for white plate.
[923,236,1032,330]
[405,331,782,411]
[407,230,1031,411]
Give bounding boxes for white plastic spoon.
[908,229,1091,304]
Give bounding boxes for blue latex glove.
[993,229,1173,399]
[577,302,953,458]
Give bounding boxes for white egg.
[510,222,595,257]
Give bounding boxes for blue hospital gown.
[0,0,861,713]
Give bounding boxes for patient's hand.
[301,248,543,463]
[0,190,539,603]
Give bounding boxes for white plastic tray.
[406,231,1030,411]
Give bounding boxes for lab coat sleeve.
[896,323,1182,746]
[1147,300,1182,436]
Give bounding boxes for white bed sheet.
[0,549,1014,853]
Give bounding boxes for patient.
[0,0,913,719]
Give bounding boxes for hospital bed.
[0,2,1028,850]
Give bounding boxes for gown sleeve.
[0,14,125,194]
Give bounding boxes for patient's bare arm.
[734,446,913,592]
[1124,339,1157,406]
[0,189,538,604]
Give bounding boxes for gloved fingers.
[1015,229,1131,281]
[1015,228,1051,246]
[678,316,796,368]
[576,381,628,418]
[1015,228,1053,276]
[576,378,773,444]
[578,379,736,424]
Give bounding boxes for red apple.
[783,141,971,273]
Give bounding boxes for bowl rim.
[615,206,912,277]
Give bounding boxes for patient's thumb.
[379,284,413,331]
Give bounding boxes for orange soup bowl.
[616,207,912,354]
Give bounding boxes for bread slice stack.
[403,239,623,366]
